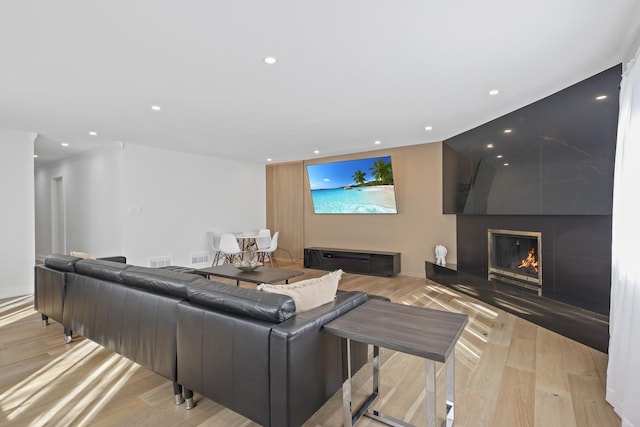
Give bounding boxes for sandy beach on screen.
[358,185,394,193]
[357,185,397,210]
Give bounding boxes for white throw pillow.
[70,251,93,259]
[257,269,343,312]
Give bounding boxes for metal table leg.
[426,359,436,427]
[343,339,383,426]
[341,340,456,427]
[343,340,414,427]
[445,351,455,427]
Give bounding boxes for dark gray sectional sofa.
[34,254,369,426]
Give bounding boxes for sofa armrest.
[34,265,67,323]
[268,290,369,427]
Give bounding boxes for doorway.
[52,176,66,254]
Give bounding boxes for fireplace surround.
[488,229,542,295]
[456,215,611,315]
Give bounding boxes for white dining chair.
[258,228,271,237]
[256,231,279,267]
[253,238,270,263]
[209,231,223,266]
[254,229,271,256]
[219,233,245,264]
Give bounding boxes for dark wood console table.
[304,247,400,277]
[324,299,468,426]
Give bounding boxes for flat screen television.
[306,156,398,214]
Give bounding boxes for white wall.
[121,144,266,267]
[35,147,125,258]
[624,27,640,69]
[34,142,266,268]
[0,129,36,298]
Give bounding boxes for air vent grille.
[149,256,172,268]
[190,252,210,265]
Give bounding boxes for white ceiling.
[2,1,640,167]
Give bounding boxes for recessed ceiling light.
[313,150,320,154]
[425,126,433,131]
[33,154,38,158]
[497,155,503,159]
[487,143,494,148]
[374,140,381,145]
[264,57,277,65]
[596,95,607,100]
[504,163,510,166]
[267,158,273,162]
[89,131,98,136]
[151,105,162,111]
[488,89,500,96]
[61,143,69,147]
[504,129,512,133]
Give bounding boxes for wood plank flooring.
[0,261,619,426]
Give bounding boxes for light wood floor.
[0,261,619,426]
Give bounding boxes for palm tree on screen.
[369,159,394,185]
[352,170,366,185]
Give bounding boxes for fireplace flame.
[517,247,539,274]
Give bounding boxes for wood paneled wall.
[266,161,305,260]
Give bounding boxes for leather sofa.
[34,254,369,426]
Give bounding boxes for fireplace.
[488,229,542,295]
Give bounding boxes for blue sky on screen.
[307,156,392,190]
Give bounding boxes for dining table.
[234,231,261,252]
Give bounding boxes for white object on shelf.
[435,244,447,266]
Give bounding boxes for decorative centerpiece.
[233,260,263,272]
[233,246,262,271]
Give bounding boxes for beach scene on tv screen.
[307,156,398,214]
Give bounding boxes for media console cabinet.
[304,247,400,277]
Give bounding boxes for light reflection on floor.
[0,295,35,327]
[0,295,141,426]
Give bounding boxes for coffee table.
[324,299,468,427]
[196,264,304,286]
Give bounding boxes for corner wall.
[0,129,36,298]
[304,143,456,277]
[34,143,266,269]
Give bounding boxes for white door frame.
[51,176,66,254]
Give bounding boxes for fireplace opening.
[488,229,542,295]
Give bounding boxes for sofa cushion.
[187,278,296,323]
[97,255,127,263]
[44,254,82,272]
[75,259,130,283]
[120,266,200,299]
[257,269,342,313]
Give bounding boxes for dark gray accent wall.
[443,65,620,216]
